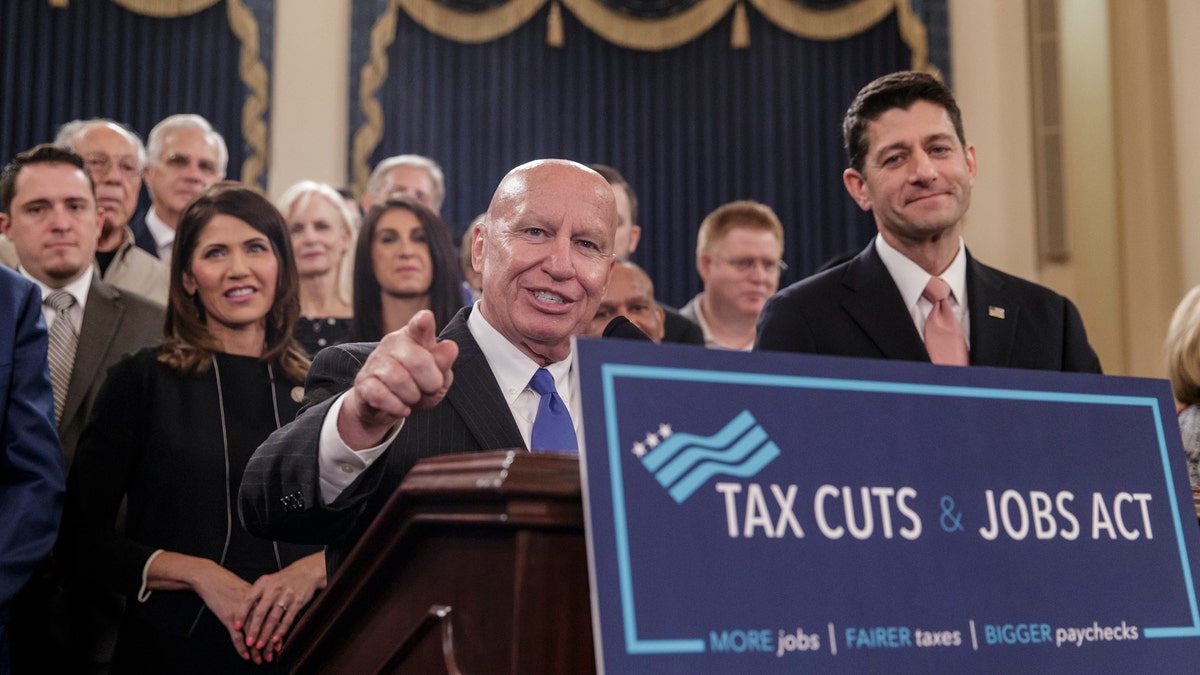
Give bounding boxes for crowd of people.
[9,69,1200,674]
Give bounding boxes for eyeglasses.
[161,152,219,176]
[83,153,141,178]
[714,257,788,274]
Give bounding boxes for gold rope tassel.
[731,0,749,49]
[547,0,564,48]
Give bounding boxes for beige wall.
[950,0,1193,378]
[947,0,1038,282]
[1171,0,1200,293]
[269,0,351,198]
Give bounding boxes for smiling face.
[371,207,433,299]
[183,213,278,345]
[843,100,977,249]
[0,161,100,288]
[287,193,351,279]
[473,160,616,364]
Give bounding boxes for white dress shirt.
[317,302,582,504]
[144,207,175,264]
[22,264,93,334]
[874,233,970,344]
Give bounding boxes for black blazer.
[240,306,526,571]
[755,241,1102,373]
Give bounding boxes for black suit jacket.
[661,305,704,345]
[240,306,526,571]
[755,241,1102,373]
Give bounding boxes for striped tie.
[44,290,78,423]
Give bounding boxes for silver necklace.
[187,355,284,636]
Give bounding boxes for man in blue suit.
[756,71,1101,373]
[0,265,64,674]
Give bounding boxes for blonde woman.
[276,180,357,356]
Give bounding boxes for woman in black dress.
[66,184,325,673]
[276,180,356,356]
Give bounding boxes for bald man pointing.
[240,160,617,570]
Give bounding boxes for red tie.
[922,277,968,366]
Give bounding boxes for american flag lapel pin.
[988,306,1006,319]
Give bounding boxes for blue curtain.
[0,0,273,189]
[356,1,949,307]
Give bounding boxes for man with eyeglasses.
[680,200,786,350]
[128,114,227,263]
[755,71,1100,372]
[0,120,168,305]
[363,154,444,214]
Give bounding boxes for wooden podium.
[281,451,596,674]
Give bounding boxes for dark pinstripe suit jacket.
[239,307,525,571]
[755,241,1102,374]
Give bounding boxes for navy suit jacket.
[126,209,157,258]
[240,306,526,571]
[755,241,1102,373]
[0,267,64,615]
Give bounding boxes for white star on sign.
[645,433,660,448]
[658,423,673,438]
[632,442,647,457]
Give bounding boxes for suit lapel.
[440,309,526,450]
[62,280,123,429]
[840,243,930,361]
[966,254,1019,367]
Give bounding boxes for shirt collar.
[21,263,93,314]
[874,233,967,312]
[145,207,175,248]
[467,301,575,405]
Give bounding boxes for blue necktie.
[529,368,578,452]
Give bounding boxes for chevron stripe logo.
[638,410,780,503]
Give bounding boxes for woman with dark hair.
[347,193,464,341]
[65,183,325,673]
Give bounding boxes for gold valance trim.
[561,0,736,51]
[352,2,403,195]
[396,0,550,44]
[225,0,269,186]
[109,0,221,18]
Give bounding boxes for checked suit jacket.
[755,240,1102,374]
[240,306,526,572]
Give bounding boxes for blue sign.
[574,338,1200,672]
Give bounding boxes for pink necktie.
[922,277,968,366]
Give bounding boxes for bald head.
[588,260,665,342]
[471,159,617,364]
[58,120,145,244]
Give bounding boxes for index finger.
[403,309,439,350]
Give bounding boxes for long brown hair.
[159,182,309,382]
